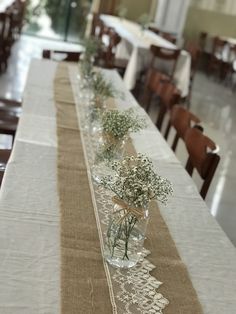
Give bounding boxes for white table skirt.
[100,15,191,97]
[0,59,236,313]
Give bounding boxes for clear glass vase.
[91,136,126,184]
[104,203,149,268]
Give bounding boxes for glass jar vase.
[104,202,149,268]
[92,135,126,184]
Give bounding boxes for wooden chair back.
[42,50,81,62]
[98,27,122,67]
[156,81,181,130]
[199,31,207,50]
[143,69,170,111]
[0,149,11,187]
[91,13,104,38]
[164,105,202,152]
[0,13,7,41]
[150,45,180,80]
[184,127,220,199]
[212,36,227,57]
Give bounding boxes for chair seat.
[0,149,11,186]
[0,117,18,135]
[0,106,22,117]
[0,99,22,117]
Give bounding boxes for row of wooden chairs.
[199,31,236,85]
[142,69,220,199]
[165,105,220,199]
[208,36,236,81]
[0,0,26,71]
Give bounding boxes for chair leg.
[156,104,167,131]
[164,120,171,140]
[185,158,194,176]
[171,134,179,152]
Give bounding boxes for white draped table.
[0,59,236,313]
[100,15,191,97]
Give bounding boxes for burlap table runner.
[54,63,203,314]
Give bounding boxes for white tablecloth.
[100,15,191,97]
[0,59,236,313]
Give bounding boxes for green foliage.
[91,71,122,100]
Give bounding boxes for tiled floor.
[0,35,236,247]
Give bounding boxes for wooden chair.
[0,113,18,146]
[208,36,227,78]
[155,81,181,131]
[0,98,22,117]
[164,105,203,152]
[0,149,11,186]
[96,27,128,76]
[221,43,236,84]
[42,50,81,62]
[91,13,104,38]
[0,13,12,71]
[143,69,170,111]
[150,45,181,80]
[199,31,207,51]
[184,127,220,199]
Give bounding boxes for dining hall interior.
[0,0,236,313]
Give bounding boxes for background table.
[0,59,236,313]
[101,15,191,97]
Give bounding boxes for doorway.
[25,0,91,42]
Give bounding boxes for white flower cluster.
[101,108,146,140]
[101,154,173,208]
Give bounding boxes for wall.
[184,0,236,41]
[119,0,154,21]
[99,0,156,21]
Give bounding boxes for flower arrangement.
[79,37,102,79]
[95,108,146,163]
[101,108,146,140]
[101,154,173,207]
[81,36,102,62]
[137,13,151,31]
[101,154,173,267]
[90,71,123,108]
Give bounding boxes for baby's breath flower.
[101,108,146,140]
[100,154,173,208]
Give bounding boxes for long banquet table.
[0,59,236,313]
[100,15,191,97]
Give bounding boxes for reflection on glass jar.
[104,203,149,268]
